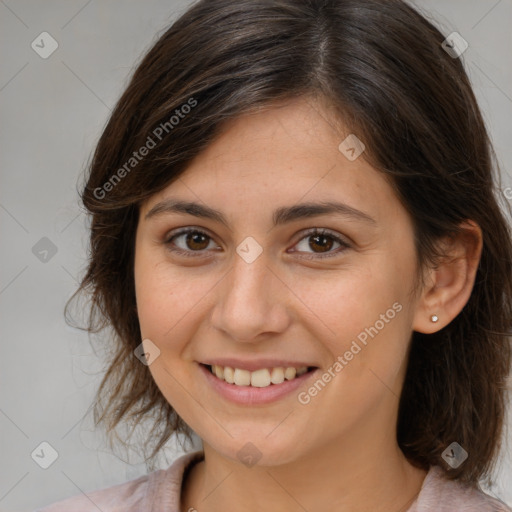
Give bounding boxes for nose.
[209,250,291,343]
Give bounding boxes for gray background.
[1,1,511,510]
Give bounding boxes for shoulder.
[34,451,205,512]
[33,472,151,512]
[411,465,512,512]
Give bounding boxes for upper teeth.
[210,365,309,387]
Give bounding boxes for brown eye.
[165,228,216,257]
[292,228,351,259]
[164,227,350,260]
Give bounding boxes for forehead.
[141,97,397,222]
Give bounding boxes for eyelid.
[292,227,352,247]
[288,227,352,259]
[163,226,352,259]
[163,226,219,257]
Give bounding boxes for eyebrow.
[144,199,376,226]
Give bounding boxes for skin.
[134,96,482,512]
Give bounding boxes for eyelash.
[163,227,351,260]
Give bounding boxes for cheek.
[311,258,411,345]
[133,248,207,414]
[134,245,225,366]
[135,259,198,346]
[304,248,416,401]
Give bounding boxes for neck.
[181,434,427,512]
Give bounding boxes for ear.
[412,220,483,334]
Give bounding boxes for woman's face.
[134,97,423,466]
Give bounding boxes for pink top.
[36,450,511,511]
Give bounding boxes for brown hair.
[66,0,512,484]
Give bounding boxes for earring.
[431,314,439,323]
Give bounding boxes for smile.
[206,364,312,387]
[198,363,319,405]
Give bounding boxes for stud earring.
[431,314,439,323]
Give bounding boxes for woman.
[37,0,512,510]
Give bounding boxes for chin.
[207,434,308,468]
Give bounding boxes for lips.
[198,362,319,405]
